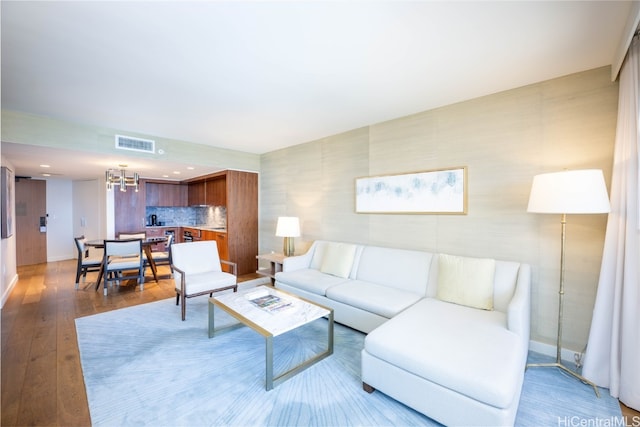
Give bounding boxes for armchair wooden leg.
[363,382,375,393]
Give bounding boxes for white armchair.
[171,241,237,321]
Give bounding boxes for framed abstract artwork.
[355,167,467,214]
[1,166,14,238]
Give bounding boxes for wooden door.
[15,178,47,266]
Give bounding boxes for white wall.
[73,179,105,241]
[46,179,74,261]
[1,155,18,307]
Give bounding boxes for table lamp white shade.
[527,169,610,214]
[275,217,300,237]
[276,217,300,256]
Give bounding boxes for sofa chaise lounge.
[274,240,531,426]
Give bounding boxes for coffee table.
[208,286,334,390]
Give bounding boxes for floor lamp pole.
[526,213,600,398]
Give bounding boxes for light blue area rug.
[76,293,622,426]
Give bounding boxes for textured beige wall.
[259,66,618,351]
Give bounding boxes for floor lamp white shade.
[526,169,610,397]
[527,169,611,214]
[276,217,300,256]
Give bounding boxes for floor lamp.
[527,169,610,397]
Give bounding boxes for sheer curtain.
[583,35,640,411]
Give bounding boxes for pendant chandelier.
[105,166,139,192]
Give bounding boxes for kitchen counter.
[145,225,226,233]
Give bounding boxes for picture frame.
[355,166,467,214]
[2,166,15,238]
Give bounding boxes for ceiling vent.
[115,135,155,154]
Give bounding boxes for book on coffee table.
[246,289,292,313]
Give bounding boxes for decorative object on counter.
[526,169,610,397]
[276,216,300,257]
[105,165,139,192]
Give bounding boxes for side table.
[256,253,286,285]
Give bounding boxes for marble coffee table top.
[212,285,331,337]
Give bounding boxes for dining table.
[85,236,168,291]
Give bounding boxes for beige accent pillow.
[320,243,357,278]
[437,254,495,310]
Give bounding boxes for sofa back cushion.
[309,241,362,279]
[427,254,521,313]
[309,241,330,270]
[320,242,358,278]
[355,246,432,295]
[436,254,495,310]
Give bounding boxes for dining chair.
[74,235,103,290]
[118,232,146,239]
[171,240,237,320]
[102,239,144,296]
[148,233,173,273]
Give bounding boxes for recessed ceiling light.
[162,174,169,178]
[173,171,181,175]
[42,173,51,177]
[40,164,50,168]
[187,166,194,170]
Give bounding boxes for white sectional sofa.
[274,240,531,426]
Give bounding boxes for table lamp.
[276,217,300,256]
[526,169,610,397]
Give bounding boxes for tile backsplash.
[145,205,227,228]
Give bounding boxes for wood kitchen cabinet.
[187,181,206,206]
[184,170,258,276]
[188,177,226,206]
[224,170,258,276]
[201,229,230,272]
[146,182,187,206]
[114,179,146,235]
[206,177,226,206]
[215,232,230,272]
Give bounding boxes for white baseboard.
[529,339,585,367]
[48,254,76,263]
[1,273,19,308]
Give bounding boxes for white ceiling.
[0,1,635,181]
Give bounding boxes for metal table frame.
[208,292,334,391]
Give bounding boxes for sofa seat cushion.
[364,298,524,409]
[275,269,349,296]
[326,280,422,318]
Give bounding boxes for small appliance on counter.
[149,214,158,226]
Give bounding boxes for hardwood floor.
[2,260,639,426]
[0,259,259,426]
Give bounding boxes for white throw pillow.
[436,254,495,310]
[320,243,357,278]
